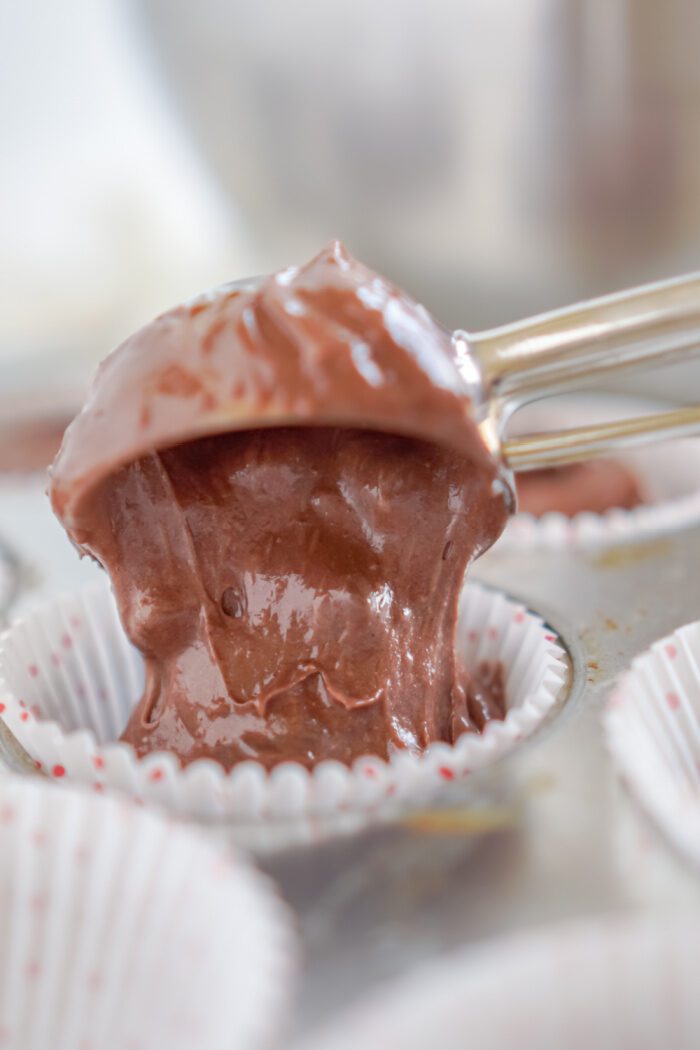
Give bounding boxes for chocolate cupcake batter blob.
[85,427,505,768]
[51,243,510,770]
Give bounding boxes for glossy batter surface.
[87,428,506,768]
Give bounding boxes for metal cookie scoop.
[50,248,700,533]
[230,265,700,479]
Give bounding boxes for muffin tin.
[2,419,700,1041]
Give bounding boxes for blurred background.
[2,0,700,470]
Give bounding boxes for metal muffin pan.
[1,479,699,1040]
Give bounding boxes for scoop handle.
[464,271,700,402]
[502,404,700,472]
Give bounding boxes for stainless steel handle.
[503,404,700,472]
[464,271,700,403]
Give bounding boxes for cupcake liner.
[495,394,700,551]
[0,775,295,1050]
[0,577,568,850]
[605,618,700,870]
[292,913,700,1050]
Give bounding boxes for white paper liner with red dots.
[605,618,700,870]
[291,913,700,1050]
[0,578,567,850]
[0,776,294,1050]
[494,394,700,551]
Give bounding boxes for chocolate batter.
[516,459,645,518]
[50,243,511,770]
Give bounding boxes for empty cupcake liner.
[605,618,700,871]
[495,394,700,551]
[0,577,568,850]
[0,775,295,1050]
[292,913,700,1050]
